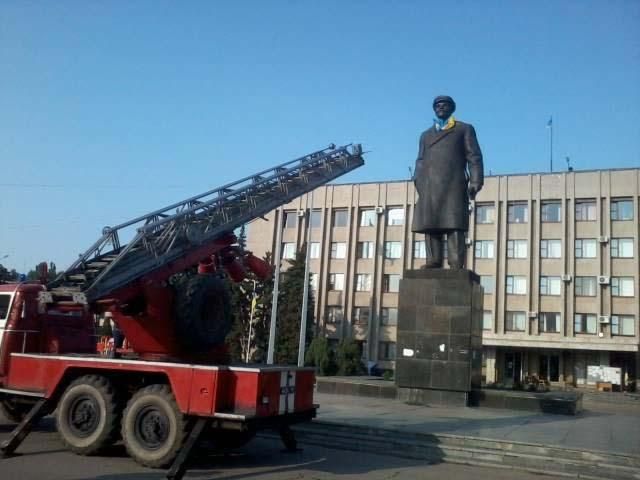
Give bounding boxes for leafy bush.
[305,337,337,376]
[335,339,364,376]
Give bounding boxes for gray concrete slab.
[314,392,640,456]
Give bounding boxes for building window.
[326,306,343,324]
[540,239,562,259]
[611,198,633,221]
[355,273,372,292]
[508,202,528,223]
[575,200,597,221]
[281,242,296,259]
[540,276,562,296]
[611,238,634,258]
[506,276,527,295]
[309,242,320,259]
[383,274,401,293]
[475,240,495,259]
[387,208,405,226]
[483,311,493,330]
[310,273,319,291]
[333,209,348,227]
[540,312,560,333]
[380,307,398,326]
[480,275,494,294]
[330,242,347,259]
[357,241,374,259]
[360,209,376,227]
[283,211,297,228]
[507,240,528,259]
[353,307,369,325]
[476,204,495,224]
[574,313,596,334]
[611,277,634,297]
[575,239,597,258]
[575,276,597,296]
[506,311,526,331]
[612,315,635,336]
[384,241,402,259]
[414,240,426,259]
[310,210,322,228]
[379,341,396,360]
[541,201,561,222]
[328,273,344,291]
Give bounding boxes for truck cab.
[0,283,95,386]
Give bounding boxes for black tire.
[173,275,232,352]
[121,384,188,468]
[0,398,38,423]
[56,375,121,455]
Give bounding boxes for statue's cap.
[432,95,456,110]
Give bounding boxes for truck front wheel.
[56,375,121,455]
[121,384,188,468]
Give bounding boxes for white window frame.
[384,241,402,259]
[506,275,527,295]
[611,277,635,297]
[611,238,634,258]
[507,239,528,259]
[387,208,405,226]
[330,242,347,259]
[355,273,372,292]
[540,239,562,259]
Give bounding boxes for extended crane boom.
[49,144,364,303]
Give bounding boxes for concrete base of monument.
[315,376,583,415]
[397,386,477,407]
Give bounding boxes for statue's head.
[432,95,456,120]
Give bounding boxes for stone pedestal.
[395,269,483,407]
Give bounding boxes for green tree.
[305,337,337,376]
[336,338,364,375]
[0,264,18,283]
[225,252,273,364]
[274,246,315,365]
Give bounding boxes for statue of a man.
[411,95,484,269]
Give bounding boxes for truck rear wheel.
[174,275,232,352]
[121,384,188,468]
[56,375,121,455]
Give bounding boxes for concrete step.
[271,421,640,480]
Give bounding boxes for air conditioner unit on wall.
[528,311,538,318]
[598,315,610,324]
[598,275,610,285]
[598,236,609,243]
[297,210,306,217]
[375,206,385,214]
[465,238,473,246]
[561,274,572,282]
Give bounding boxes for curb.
[265,420,640,480]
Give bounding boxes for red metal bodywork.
[5,353,315,418]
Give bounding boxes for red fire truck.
[0,144,364,479]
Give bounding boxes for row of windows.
[327,306,398,326]
[475,198,634,224]
[500,275,635,296]
[319,271,635,297]
[284,199,635,231]
[283,208,407,229]
[483,311,635,336]
[476,238,634,259]
[326,273,402,292]
[283,238,635,261]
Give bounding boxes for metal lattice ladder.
[48,144,364,303]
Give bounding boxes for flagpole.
[245,279,257,364]
[267,208,284,364]
[298,191,313,367]
[548,116,553,172]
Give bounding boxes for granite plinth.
[396,269,483,401]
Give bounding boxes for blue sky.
[2,1,639,272]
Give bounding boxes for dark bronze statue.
[411,95,484,269]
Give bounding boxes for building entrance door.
[505,352,522,383]
[540,353,560,382]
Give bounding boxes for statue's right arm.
[413,132,426,188]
